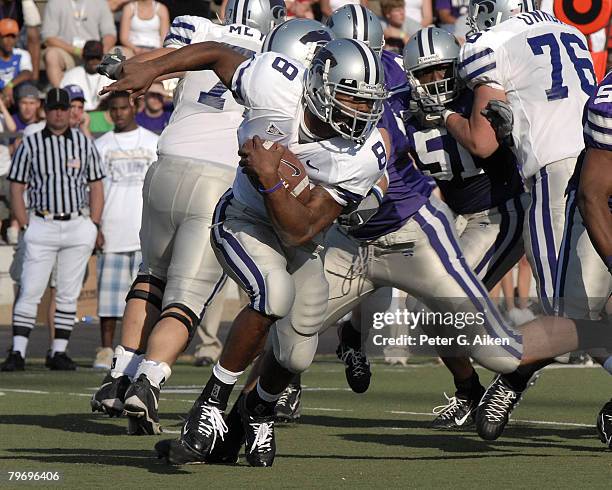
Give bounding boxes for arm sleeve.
[86,139,106,182]
[99,2,117,38]
[458,35,505,90]
[584,103,612,151]
[163,15,210,48]
[7,138,31,183]
[41,0,59,41]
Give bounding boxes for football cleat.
[337,343,371,393]
[596,398,612,449]
[47,352,76,370]
[431,391,482,430]
[240,396,276,467]
[168,397,229,464]
[123,374,162,435]
[475,375,523,440]
[90,373,131,417]
[155,438,207,465]
[206,394,246,464]
[0,350,25,371]
[274,384,302,423]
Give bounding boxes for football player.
[430,0,599,440]
[573,72,612,449]
[402,27,528,429]
[101,39,389,466]
[89,0,286,435]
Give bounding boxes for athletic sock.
[12,311,35,357]
[50,339,68,355]
[134,359,172,389]
[12,335,29,358]
[52,309,75,355]
[246,381,281,416]
[200,362,243,411]
[575,319,612,351]
[454,369,483,399]
[111,345,144,379]
[340,320,362,350]
[290,373,301,386]
[502,359,552,392]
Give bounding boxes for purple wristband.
[606,255,612,271]
[258,180,284,194]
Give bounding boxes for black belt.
[35,210,82,221]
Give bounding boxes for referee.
[1,88,105,371]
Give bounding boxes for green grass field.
[1,359,611,488]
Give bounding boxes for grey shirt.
[42,0,116,46]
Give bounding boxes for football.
[262,140,311,204]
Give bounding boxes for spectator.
[381,0,408,54]
[42,0,116,87]
[0,19,32,106]
[320,0,369,19]
[435,0,469,41]
[120,1,170,55]
[0,0,42,81]
[60,41,113,111]
[93,91,158,370]
[403,0,433,35]
[12,83,40,131]
[135,82,171,134]
[0,88,104,372]
[286,0,315,19]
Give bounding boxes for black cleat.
[0,350,25,371]
[166,397,228,464]
[240,396,276,467]
[206,394,245,464]
[431,391,482,430]
[336,343,371,393]
[90,373,131,417]
[274,384,302,423]
[47,352,76,370]
[596,398,612,449]
[475,375,523,440]
[155,438,208,465]
[123,374,162,435]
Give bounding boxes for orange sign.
[554,0,612,34]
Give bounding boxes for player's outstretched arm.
[445,84,505,158]
[239,137,343,247]
[100,41,248,99]
[577,147,612,272]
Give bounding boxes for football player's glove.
[481,99,514,147]
[97,49,126,80]
[338,185,384,231]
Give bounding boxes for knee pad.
[270,319,319,373]
[263,269,295,318]
[126,275,166,310]
[471,348,521,374]
[158,303,199,345]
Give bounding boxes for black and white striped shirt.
[8,127,105,214]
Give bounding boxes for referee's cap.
[45,88,70,110]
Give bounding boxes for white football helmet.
[262,19,334,67]
[304,39,387,143]
[224,0,287,35]
[326,5,385,55]
[467,0,538,33]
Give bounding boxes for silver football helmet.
[403,27,462,106]
[262,19,335,67]
[326,5,385,55]
[224,0,287,35]
[305,39,387,143]
[467,0,538,33]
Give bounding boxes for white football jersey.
[157,16,264,166]
[459,11,596,179]
[230,52,387,217]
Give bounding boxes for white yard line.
[1,387,595,428]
